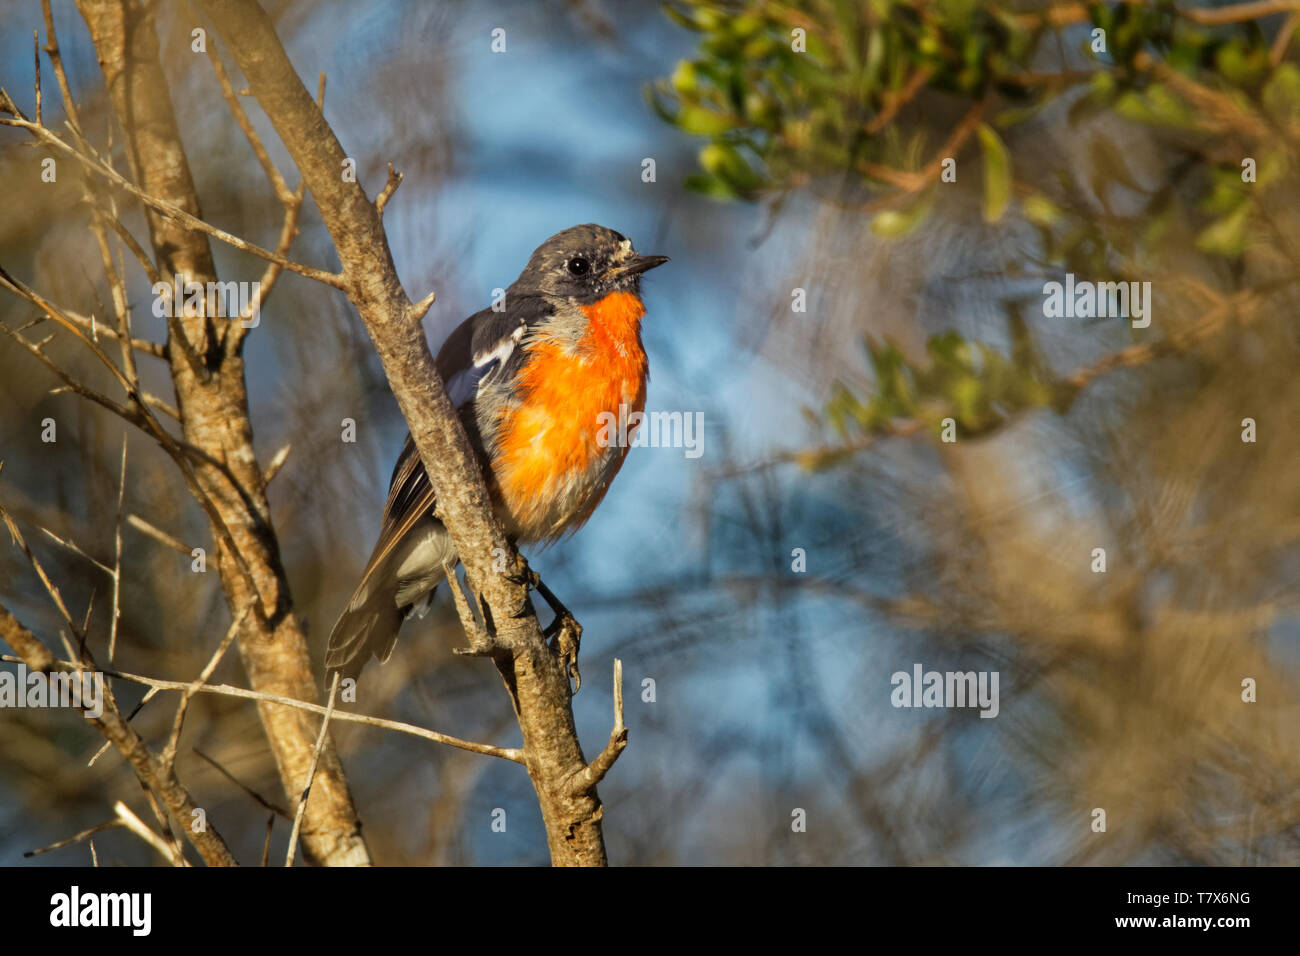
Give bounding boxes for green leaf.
[1195,202,1252,257]
[670,60,700,95]
[871,189,937,237]
[1263,63,1300,119]
[699,143,762,192]
[676,106,737,135]
[1022,193,1063,226]
[976,122,1012,223]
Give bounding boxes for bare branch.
[36,523,114,577]
[0,603,238,866]
[161,603,253,771]
[108,433,126,660]
[125,513,191,555]
[375,161,402,218]
[263,443,291,484]
[568,658,628,795]
[197,0,614,864]
[2,654,525,762]
[114,800,186,866]
[55,0,366,863]
[1,500,86,644]
[22,305,166,359]
[98,208,162,288]
[196,19,293,203]
[193,748,289,818]
[0,110,345,289]
[25,819,121,859]
[285,672,339,867]
[40,0,83,138]
[32,31,41,127]
[1183,0,1300,26]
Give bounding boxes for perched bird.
[326,224,668,683]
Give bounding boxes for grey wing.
[439,297,553,409]
[356,296,555,586]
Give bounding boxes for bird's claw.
[512,553,582,692]
[508,552,540,589]
[546,613,582,694]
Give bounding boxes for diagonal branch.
[0,91,343,290]
[196,0,618,865]
[0,602,237,866]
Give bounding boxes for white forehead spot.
[619,239,632,254]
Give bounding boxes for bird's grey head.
[511,224,668,303]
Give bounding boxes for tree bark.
[74,0,370,867]
[195,0,618,865]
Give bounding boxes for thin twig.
[161,603,253,770]
[126,513,191,555]
[0,653,524,762]
[376,162,402,218]
[25,819,121,858]
[263,443,291,484]
[21,306,165,358]
[135,779,187,866]
[142,391,180,420]
[568,658,628,794]
[285,672,339,867]
[857,97,989,193]
[0,503,84,643]
[1272,12,1300,63]
[195,14,292,203]
[114,800,186,866]
[261,812,275,866]
[0,606,238,867]
[0,111,345,289]
[36,524,114,576]
[108,433,127,660]
[0,264,141,399]
[40,0,82,138]
[32,31,41,127]
[193,747,289,818]
[98,208,162,287]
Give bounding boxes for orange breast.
[495,292,648,535]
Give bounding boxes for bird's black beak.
[617,254,670,277]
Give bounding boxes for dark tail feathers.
[325,575,405,685]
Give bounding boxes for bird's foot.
[510,552,583,692]
[545,612,582,695]
[445,559,499,658]
[507,551,540,589]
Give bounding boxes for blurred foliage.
[654,0,1300,459]
[823,318,1067,444]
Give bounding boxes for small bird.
[326,224,668,684]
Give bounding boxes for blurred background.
[1,0,1298,865]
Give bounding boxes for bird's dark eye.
[567,257,590,276]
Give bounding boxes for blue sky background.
[4,1,1292,867]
